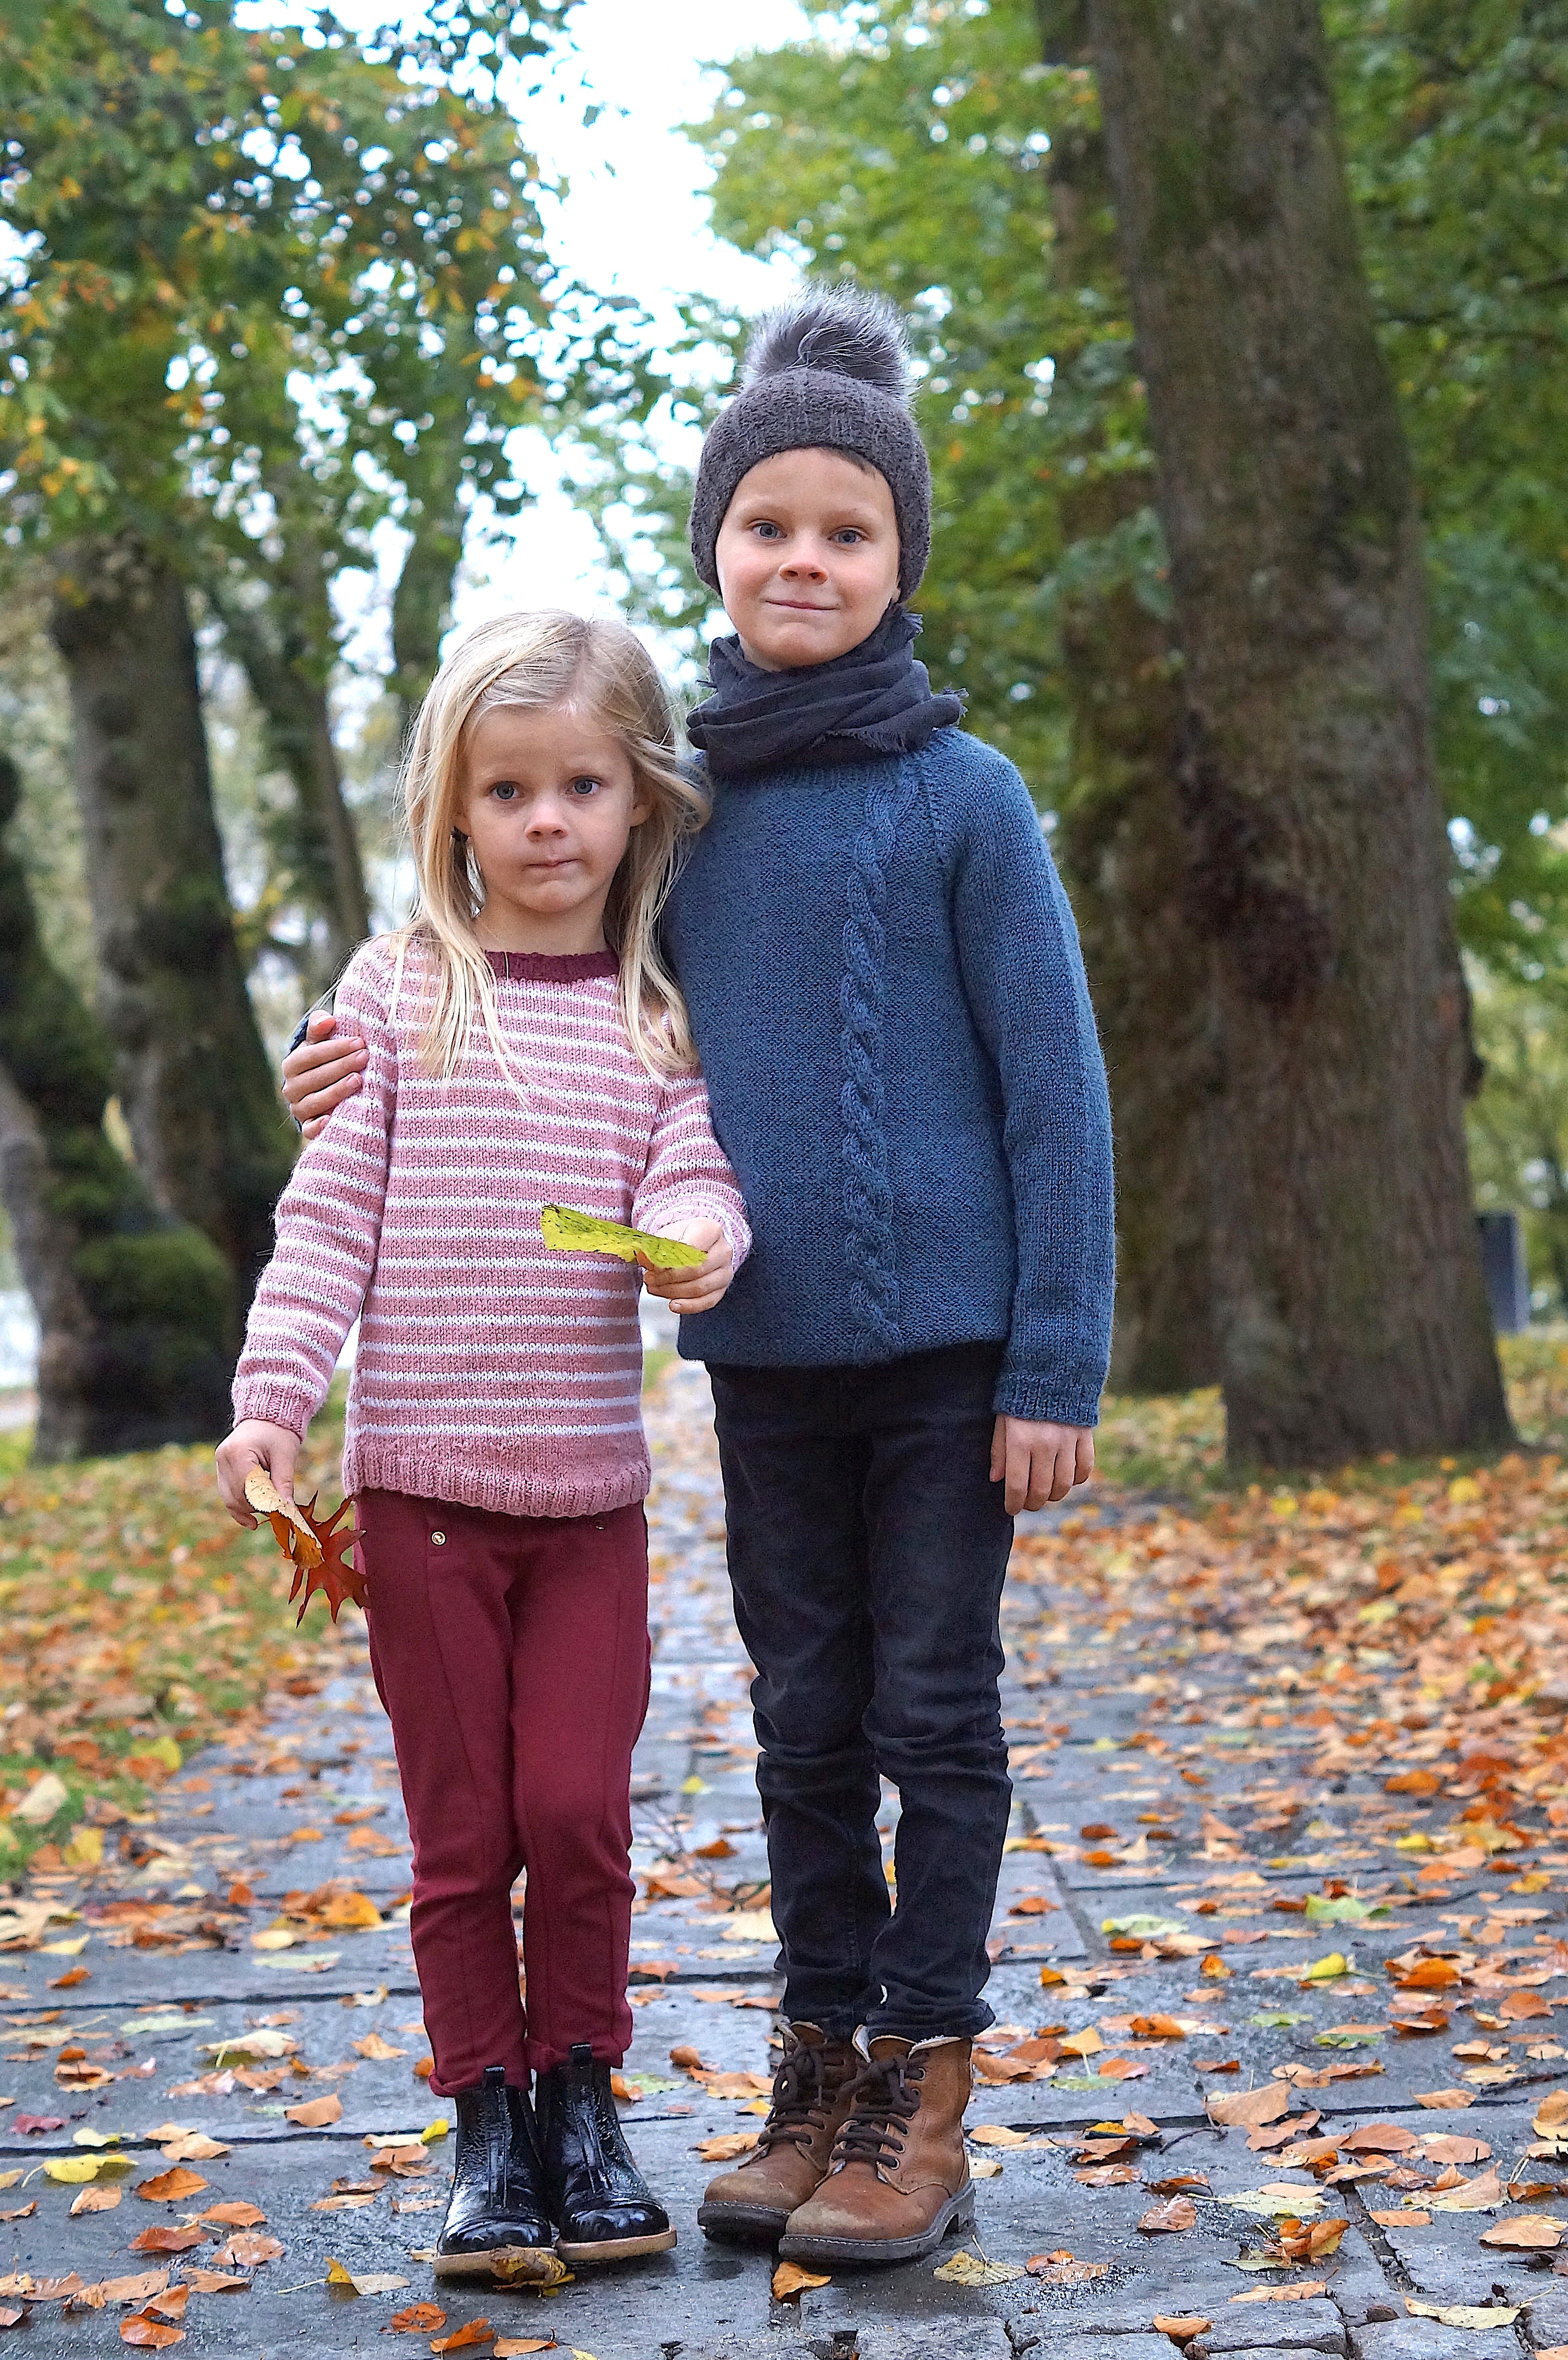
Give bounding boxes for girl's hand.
[637,1218,734,1317]
[990,1415,1094,1514]
[282,1012,367,1141]
[216,1420,303,1525]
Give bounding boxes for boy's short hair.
[690,285,932,602]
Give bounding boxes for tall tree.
[0,0,561,1286]
[1073,0,1507,1462]
[0,753,233,1459]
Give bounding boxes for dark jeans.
[709,1343,1014,2044]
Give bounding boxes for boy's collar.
[686,606,964,782]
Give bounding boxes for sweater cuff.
[993,1369,1102,1427]
[642,1197,751,1271]
[230,1383,320,1440]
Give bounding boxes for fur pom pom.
[741,284,910,401]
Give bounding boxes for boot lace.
[757,2044,837,2156]
[831,2053,921,2173]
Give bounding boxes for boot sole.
[777,2183,975,2268]
[431,2242,556,2280]
[696,2199,792,2243]
[555,2226,677,2263]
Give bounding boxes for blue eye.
[752,520,783,540]
[569,776,601,796]
[490,782,519,801]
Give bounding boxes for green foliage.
[605,0,1568,983]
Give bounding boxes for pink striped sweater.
[233,938,750,1519]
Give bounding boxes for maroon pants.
[356,1489,650,2091]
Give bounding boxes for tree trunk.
[1080,0,1509,1463]
[1042,100,1219,1392]
[209,567,371,982]
[49,540,296,1308]
[389,446,466,747]
[0,752,235,1458]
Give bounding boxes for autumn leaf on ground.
[1229,2283,1331,2306]
[118,2317,184,2350]
[132,2169,207,2204]
[1026,2251,1110,2284]
[388,2306,447,2335]
[1414,2088,1475,2110]
[352,2031,405,2061]
[1481,2214,1562,2249]
[488,2252,570,2289]
[696,2132,758,2162]
[209,2234,283,2267]
[1407,2300,1519,2329]
[1139,2197,1197,2233]
[772,2262,831,2300]
[430,2324,496,2354]
[1207,2084,1289,2128]
[932,2250,1024,2286]
[199,2202,265,2228]
[285,2094,342,2128]
[1153,2318,1211,2342]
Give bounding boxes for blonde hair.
[392,610,709,1083]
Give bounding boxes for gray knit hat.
[689,285,932,603]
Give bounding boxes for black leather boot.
[434,2064,555,2277]
[537,2042,676,2263]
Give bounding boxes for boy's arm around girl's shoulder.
[925,738,1115,1427]
[230,941,400,1439]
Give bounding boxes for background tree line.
[1,0,1564,1469]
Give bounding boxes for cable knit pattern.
[661,729,1115,1425]
[838,757,920,1355]
[233,939,750,1519]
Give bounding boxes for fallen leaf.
[488,2253,570,2289]
[772,2263,830,2300]
[969,2124,1034,2148]
[1406,2299,1519,2329]
[1207,2085,1289,2128]
[1480,2214,1562,2249]
[133,2169,207,2204]
[1228,2282,1330,2305]
[1153,2318,1212,2342]
[181,2272,248,2295]
[118,2318,184,2349]
[1139,2197,1197,2233]
[388,2310,446,2335]
[284,2094,342,2129]
[1427,2169,1506,2212]
[209,2234,283,2267]
[695,2132,758,2162]
[431,2325,496,2354]
[71,2186,119,2215]
[199,2202,265,2228]
[932,2250,1024,2285]
[352,2032,406,2061]
[126,2229,204,2256]
[1025,2251,1110,2284]
[1414,2088,1475,2110]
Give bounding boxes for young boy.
[283,285,1114,2268]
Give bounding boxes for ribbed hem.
[643,1195,751,1266]
[483,947,618,983]
[992,1375,1102,1428]
[343,1439,650,1522]
[231,1384,319,1439]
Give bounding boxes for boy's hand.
[637,1218,734,1317]
[991,1415,1094,1514]
[216,1421,303,1526]
[282,1012,367,1140]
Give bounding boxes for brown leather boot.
[776,2034,974,2266]
[696,2022,859,2244]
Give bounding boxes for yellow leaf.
[933,2249,1026,2285]
[1407,2299,1519,2329]
[540,1205,706,1268]
[772,2261,831,2299]
[1301,1952,1351,1982]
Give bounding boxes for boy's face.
[714,447,900,672]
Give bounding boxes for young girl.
[215,610,749,2276]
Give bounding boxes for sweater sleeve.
[939,758,1115,1425]
[231,948,397,1438]
[632,1070,752,1270]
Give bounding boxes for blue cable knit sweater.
[662,727,1115,1426]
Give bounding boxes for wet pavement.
[0,1361,1564,2357]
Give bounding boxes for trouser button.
[431,1531,446,1546]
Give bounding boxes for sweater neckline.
[483,947,618,983]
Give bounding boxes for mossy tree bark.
[1042,97,1219,1392]
[0,754,235,1459]
[49,540,296,1310]
[208,549,371,987]
[1080,0,1509,1463]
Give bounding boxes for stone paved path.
[0,1364,1563,2357]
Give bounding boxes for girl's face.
[457,701,650,955]
[714,447,901,672]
